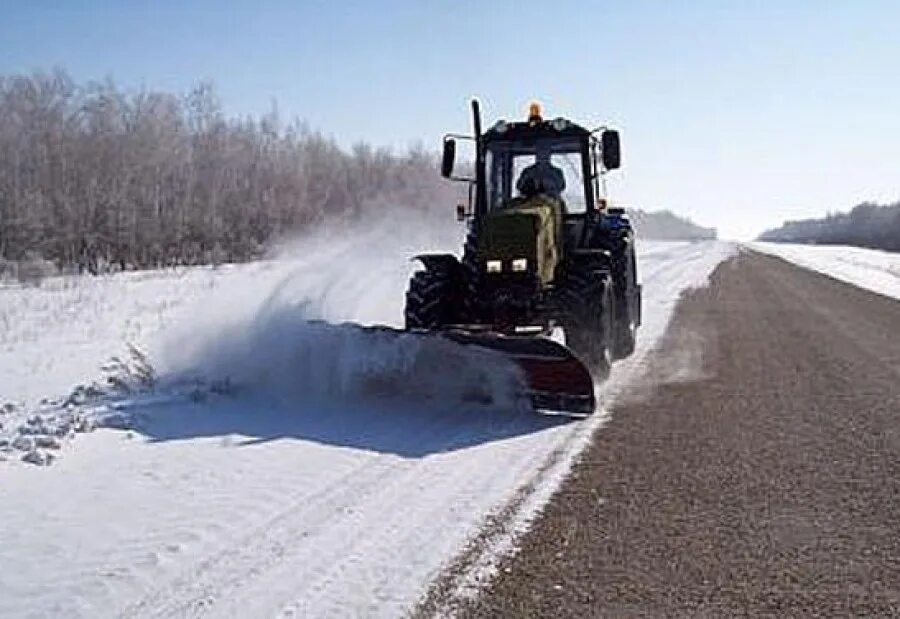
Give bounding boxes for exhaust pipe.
[472,99,487,218]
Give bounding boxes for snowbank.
[750,242,900,301]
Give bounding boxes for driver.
[516,145,565,198]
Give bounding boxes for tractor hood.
[478,196,563,286]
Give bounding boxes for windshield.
[486,138,588,212]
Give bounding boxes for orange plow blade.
[442,331,597,416]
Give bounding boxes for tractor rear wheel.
[610,248,637,360]
[612,297,637,359]
[559,267,613,379]
[404,269,456,330]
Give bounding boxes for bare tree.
[0,69,458,274]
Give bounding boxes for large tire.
[459,230,480,322]
[611,290,636,359]
[558,266,613,379]
[404,269,455,330]
[610,248,637,360]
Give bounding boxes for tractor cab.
[442,103,621,254]
[405,99,641,413]
[484,115,595,215]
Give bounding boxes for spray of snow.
[154,209,526,411]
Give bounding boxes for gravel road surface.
[461,250,900,617]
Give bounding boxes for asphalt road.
[460,250,900,617]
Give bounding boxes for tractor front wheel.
[404,269,456,330]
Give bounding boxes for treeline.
[758,201,900,252]
[0,69,455,274]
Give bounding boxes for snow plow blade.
[442,331,597,416]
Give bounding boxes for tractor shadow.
[118,393,577,458]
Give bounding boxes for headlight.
[486,260,503,273]
[511,258,528,272]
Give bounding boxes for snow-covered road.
[0,221,734,618]
[750,242,900,301]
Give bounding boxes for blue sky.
[2,0,898,239]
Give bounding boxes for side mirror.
[601,130,621,170]
[441,138,456,178]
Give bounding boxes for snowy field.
[750,242,900,301]
[0,218,735,618]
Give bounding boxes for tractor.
[404,100,641,415]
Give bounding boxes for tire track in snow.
[122,405,549,618]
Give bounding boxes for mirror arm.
[442,133,476,181]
